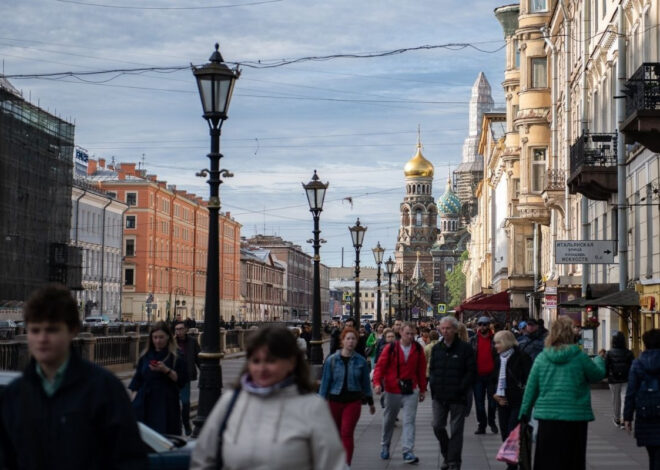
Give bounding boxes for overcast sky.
[3,0,507,267]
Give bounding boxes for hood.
[639,349,660,375]
[543,344,581,364]
[611,331,627,349]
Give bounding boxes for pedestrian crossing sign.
[437,303,447,314]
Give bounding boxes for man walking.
[517,318,546,361]
[173,320,201,436]
[471,316,498,434]
[373,322,427,464]
[0,284,147,469]
[429,316,476,470]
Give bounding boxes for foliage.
[445,250,468,309]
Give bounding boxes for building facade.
[240,247,285,321]
[87,159,241,321]
[70,182,127,319]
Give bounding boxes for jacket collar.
[24,349,86,395]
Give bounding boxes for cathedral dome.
[437,178,461,216]
[404,143,434,178]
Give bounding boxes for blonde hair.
[494,330,518,350]
[457,322,468,342]
[545,316,576,348]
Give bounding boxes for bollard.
[219,328,227,353]
[78,332,96,362]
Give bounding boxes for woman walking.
[191,326,345,470]
[366,323,384,365]
[492,330,532,470]
[319,327,375,467]
[519,316,606,470]
[624,329,660,470]
[606,331,635,427]
[129,321,187,435]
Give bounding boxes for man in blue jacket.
[0,284,147,470]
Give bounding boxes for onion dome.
[404,141,434,178]
[437,178,461,215]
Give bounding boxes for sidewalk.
[351,389,647,469]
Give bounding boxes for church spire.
[412,250,424,282]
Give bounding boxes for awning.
[589,288,639,308]
[456,291,510,312]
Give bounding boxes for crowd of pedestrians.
[1,283,659,470]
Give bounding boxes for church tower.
[395,135,438,283]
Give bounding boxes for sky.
[2,0,508,268]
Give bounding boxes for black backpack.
[636,371,660,419]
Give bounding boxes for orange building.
[87,159,241,321]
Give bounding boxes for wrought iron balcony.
[622,62,660,152]
[567,132,617,201]
[545,169,566,191]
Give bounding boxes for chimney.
[98,158,105,168]
[122,163,137,176]
[87,159,98,175]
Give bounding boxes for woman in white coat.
[190,326,346,470]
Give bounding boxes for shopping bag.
[496,423,520,464]
[519,420,533,470]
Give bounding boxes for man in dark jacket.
[517,318,546,361]
[606,331,634,427]
[0,284,147,470]
[470,316,498,434]
[174,321,201,435]
[429,316,476,470]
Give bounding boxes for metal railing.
[94,336,131,366]
[225,330,240,349]
[0,342,21,370]
[569,132,617,175]
[545,169,566,191]
[625,62,660,117]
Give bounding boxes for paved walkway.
[350,389,647,469]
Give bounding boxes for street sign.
[437,303,447,314]
[554,240,616,264]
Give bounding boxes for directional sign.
[554,240,616,264]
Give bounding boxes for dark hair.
[242,326,313,393]
[642,329,660,350]
[611,331,627,349]
[344,317,355,325]
[24,283,81,331]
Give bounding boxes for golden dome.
[404,142,434,178]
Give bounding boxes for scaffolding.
[0,80,79,302]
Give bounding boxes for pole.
[310,213,323,365]
[397,278,402,321]
[193,125,223,437]
[387,272,393,326]
[354,247,361,324]
[376,262,382,324]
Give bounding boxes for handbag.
[518,420,533,470]
[496,423,520,464]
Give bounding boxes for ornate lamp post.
[302,170,329,366]
[348,218,367,324]
[191,44,240,436]
[384,257,395,326]
[395,267,403,321]
[372,242,385,324]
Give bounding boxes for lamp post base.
[191,354,223,438]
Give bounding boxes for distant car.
[0,320,17,328]
[83,315,110,325]
[0,371,194,469]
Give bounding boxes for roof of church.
[404,137,434,178]
[437,178,462,216]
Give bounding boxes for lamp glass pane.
[317,186,327,209]
[306,188,317,210]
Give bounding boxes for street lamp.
[404,278,410,322]
[372,242,385,324]
[302,170,329,366]
[348,218,367,324]
[191,44,240,437]
[395,267,403,321]
[385,257,395,326]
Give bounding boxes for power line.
[54,0,284,9]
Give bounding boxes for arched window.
[415,210,422,226]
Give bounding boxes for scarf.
[496,348,514,396]
[240,373,296,397]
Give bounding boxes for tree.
[445,250,468,309]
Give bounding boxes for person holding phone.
[129,321,187,435]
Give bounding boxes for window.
[415,210,423,226]
[126,192,137,206]
[514,39,520,68]
[531,58,548,88]
[531,148,547,193]
[529,0,546,13]
[125,239,135,257]
[125,215,136,229]
[124,268,135,286]
[525,238,534,273]
[106,191,117,199]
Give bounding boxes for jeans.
[432,400,466,467]
[609,382,627,422]
[328,400,362,464]
[179,382,191,432]
[473,375,496,429]
[381,391,419,453]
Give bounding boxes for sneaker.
[490,423,499,434]
[380,446,390,460]
[474,427,486,435]
[613,418,621,427]
[441,462,450,470]
[403,452,419,464]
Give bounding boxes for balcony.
[542,169,566,214]
[622,63,660,152]
[567,132,617,201]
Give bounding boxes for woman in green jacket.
[519,316,606,470]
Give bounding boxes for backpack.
[636,371,660,419]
